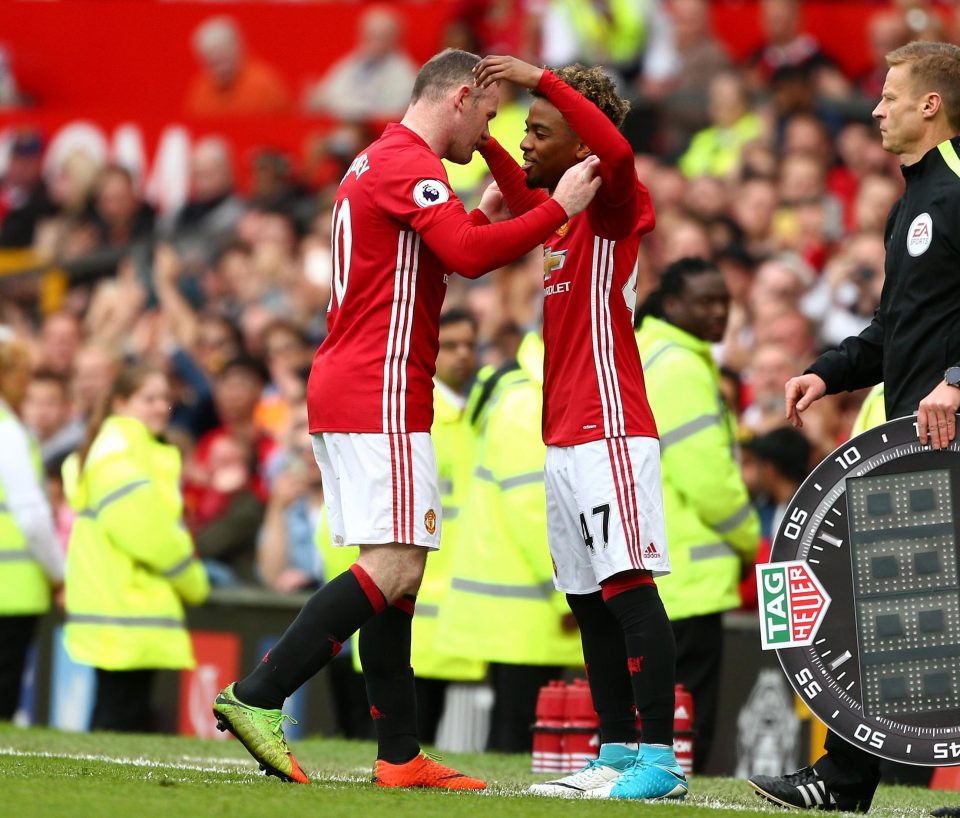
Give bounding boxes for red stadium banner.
[0,1,456,115]
[178,630,242,739]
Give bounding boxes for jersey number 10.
[330,198,352,311]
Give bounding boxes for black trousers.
[486,663,563,753]
[415,676,449,746]
[90,668,156,732]
[672,613,723,773]
[815,728,932,806]
[0,615,38,720]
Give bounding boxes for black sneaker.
[748,767,866,812]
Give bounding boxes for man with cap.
[0,128,55,247]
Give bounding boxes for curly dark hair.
[534,64,630,128]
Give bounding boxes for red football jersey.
[482,71,658,447]
[308,123,568,434]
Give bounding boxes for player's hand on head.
[477,181,512,223]
[784,373,826,428]
[474,55,543,90]
[917,381,960,450]
[552,155,602,218]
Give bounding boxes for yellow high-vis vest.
[406,383,486,681]
[0,404,52,615]
[63,415,209,670]
[851,383,886,435]
[438,334,583,667]
[636,317,759,619]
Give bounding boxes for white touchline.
[0,746,258,774]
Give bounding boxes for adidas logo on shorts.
[645,542,659,558]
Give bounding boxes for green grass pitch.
[0,723,951,818]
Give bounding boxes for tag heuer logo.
[757,561,830,650]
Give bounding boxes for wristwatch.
[946,365,960,389]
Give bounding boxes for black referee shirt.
[808,136,960,418]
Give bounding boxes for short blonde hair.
[887,41,960,131]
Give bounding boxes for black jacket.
[808,136,960,418]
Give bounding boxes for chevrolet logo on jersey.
[543,248,567,281]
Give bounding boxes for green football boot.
[213,683,309,784]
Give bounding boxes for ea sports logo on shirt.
[413,179,449,208]
[907,212,933,257]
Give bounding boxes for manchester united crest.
[556,221,570,237]
[424,508,437,535]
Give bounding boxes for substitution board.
[758,415,960,765]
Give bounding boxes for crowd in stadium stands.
[0,0,943,581]
[0,0,954,740]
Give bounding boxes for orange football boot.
[373,752,486,790]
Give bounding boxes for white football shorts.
[312,432,442,549]
[545,436,671,594]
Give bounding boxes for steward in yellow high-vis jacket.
[63,365,208,732]
[0,333,64,720]
[851,383,886,436]
[439,332,582,752]
[635,258,759,772]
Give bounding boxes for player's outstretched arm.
[480,137,549,217]
[416,158,599,279]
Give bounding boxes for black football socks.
[566,591,637,744]
[604,584,676,746]
[359,594,420,764]
[235,564,387,710]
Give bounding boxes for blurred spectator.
[91,165,155,249]
[305,122,374,191]
[732,177,778,258]
[852,173,901,234]
[33,148,99,263]
[255,319,313,441]
[185,16,291,116]
[248,151,310,216]
[444,0,539,61]
[742,342,797,434]
[678,70,764,179]
[36,310,82,378]
[304,5,417,121]
[62,364,208,731]
[0,129,56,248]
[72,341,121,422]
[801,231,885,348]
[858,10,910,100]
[538,0,679,94]
[0,329,64,721]
[21,369,84,468]
[162,137,245,243]
[742,425,811,541]
[747,0,850,99]
[190,432,265,586]
[257,404,321,593]
[184,355,276,512]
[0,43,24,107]
[658,0,733,155]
